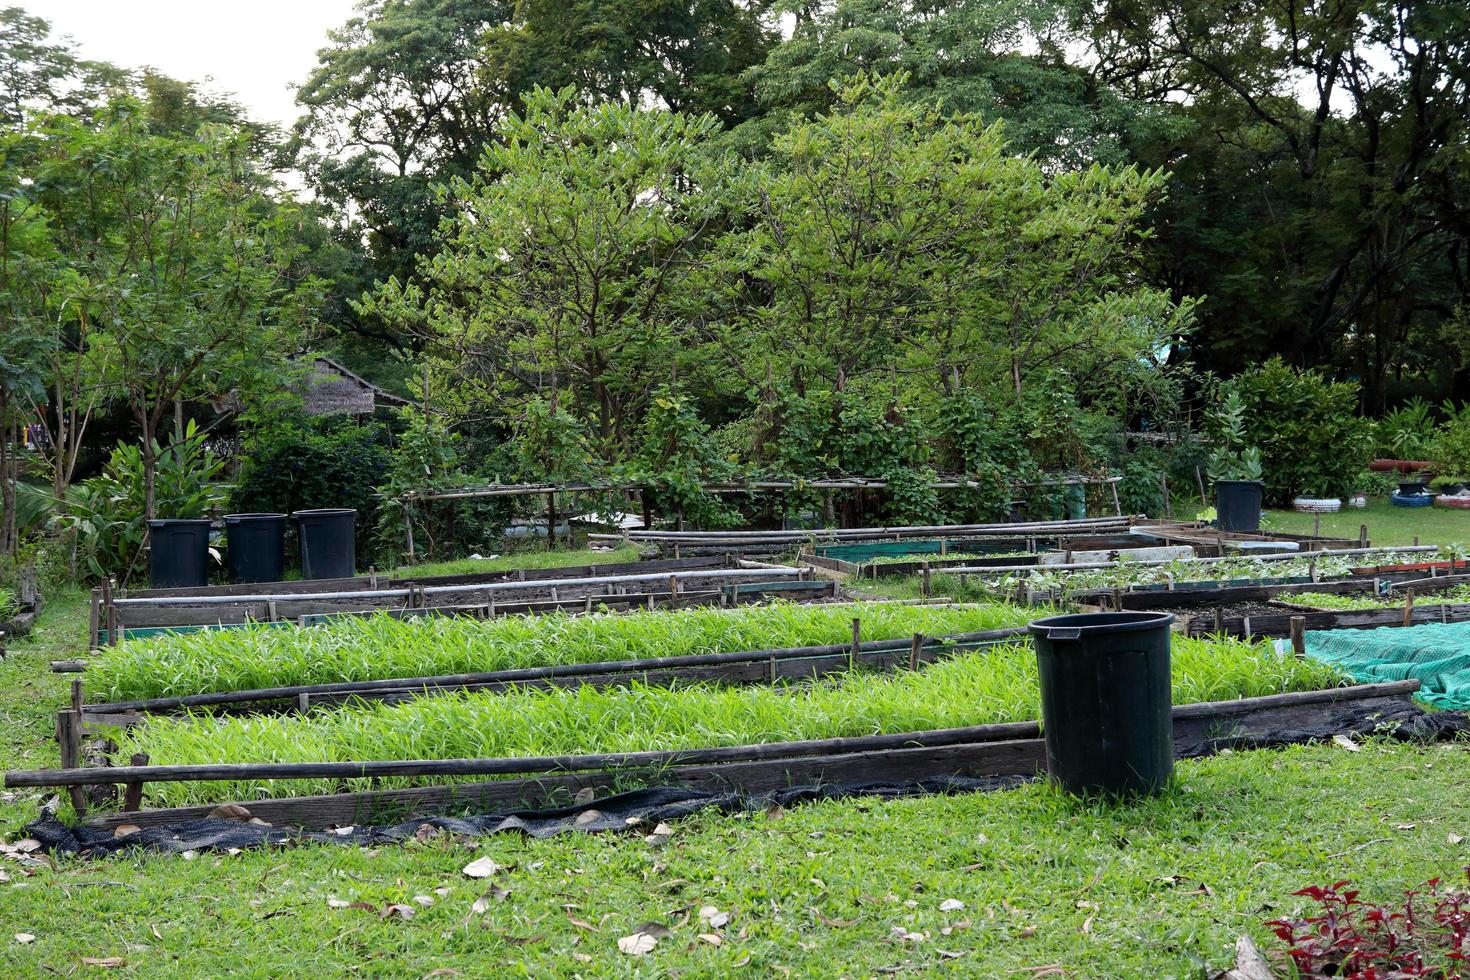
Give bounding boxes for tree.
[48,100,318,521]
[703,76,1189,409]
[738,0,1163,165]
[0,139,52,555]
[358,86,730,455]
[0,6,125,126]
[1081,0,1470,409]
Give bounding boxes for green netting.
[1305,621,1470,709]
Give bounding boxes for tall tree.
[0,6,125,125]
[48,100,319,520]
[1082,0,1470,408]
[357,86,730,454]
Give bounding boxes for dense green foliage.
[113,634,1343,806]
[89,602,1035,701]
[62,423,227,582]
[1224,360,1375,502]
[229,413,391,557]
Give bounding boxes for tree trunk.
[0,396,15,558]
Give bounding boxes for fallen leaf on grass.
[571,952,593,963]
[574,810,602,827]
[412,895,435,907]
[617,933,658,956]
[496,933,543,946]
[149,924,161,941]
[698,933,722,946]
[326,899,351,909]
[565,911,598,932]
[573,787,596,805]
[765,804,786,821]
[112,825,141,839]
[15,933,34,944]
[422,970,460,978]
[1395,823,1417,831]
[181,851,197,861]
[653,823,674,837]
[81,957,125,968]
[12,840,41,854]
[699,906,731,929]
[380,904,416,920]
[811,909,856,928]
[1021,967,1064,977]
[1449,834,1465,845]
[938,950,965,959]
[462,856,501,879]
[1332,735,1360,752]
[939,899,965,912]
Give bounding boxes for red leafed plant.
[1265,868,1470,978]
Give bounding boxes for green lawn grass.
[2,549,1469,976]
[1264,498,1470,548]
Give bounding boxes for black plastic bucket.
[292,508,356,579]
[147,519,212,589]
[1215,480,1264,532]
[1028,611,1175,799]
[224,513,287,583]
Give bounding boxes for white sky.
[27,0,362,130]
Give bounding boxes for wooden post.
[1289,617,1306,658]
[1403,588,1416,628]
[1309,560,1318,583]
[105,578,118,647]
[404,507,416,563]
[641,489,651,534]
[1313,513,1321,538]
[1109,479,1122,517]
[88,588,101,651]
[1212,607,1224,634]
[121,753,149,812]
[850,618,861,671]
[1243,615,1253,639]
[921,562,932,597]
[1159,474,1172,519]
[909,633,924,671]
[1359,525,1368,548]
[1414,535,1420,547]
[547,491,557,552]
[267,600,279,622]
[1195,465,1208,506]
[297,693,311,713]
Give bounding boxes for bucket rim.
[224,512,288,522]
[145,518,213,528]
[1028,611,1175,639]
[290,508,358,519]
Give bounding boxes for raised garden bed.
[12,680,1420,833]
[94,564,825,646]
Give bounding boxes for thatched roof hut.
[296,356,410,417]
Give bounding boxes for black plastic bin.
[1028,611,1175,799]
[1214,479,1264,533]
[292,508,357,579]
[147,519,213,589]
[225,513,287,583]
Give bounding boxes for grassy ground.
[383,543,642,577]
[1,548,1468,976]
[1264,498,1470,548]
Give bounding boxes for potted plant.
[1206,391,1265,532]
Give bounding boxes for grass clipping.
[88,602,1037,701]
[113,635,1344,807]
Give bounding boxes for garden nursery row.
[12,510,1470,843]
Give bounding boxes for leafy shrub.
[1266,871,1470,978]
[933,390,1034,521]
[229,413,391,559]
[0,586,16,622]
[1226,358,1374,503]
[629,387,740,528]
[1204,390,1263,483]
[64,423,228,582]
[1376,397,1438,459]
[1430,402,1470,475]
[373,408,511,565]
